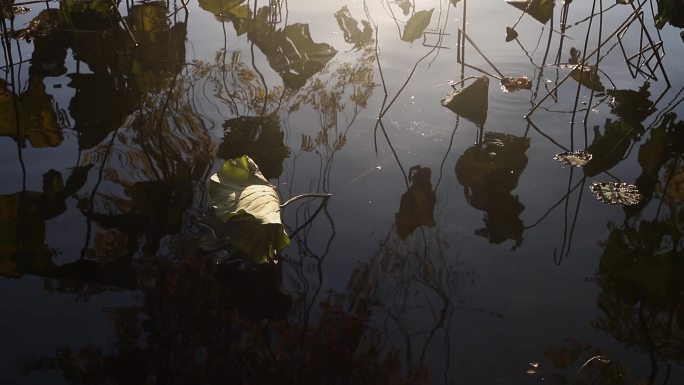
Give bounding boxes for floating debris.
[589,182,641,205]
[553,150,593,167]
[501,76,532,92]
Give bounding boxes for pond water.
[2,0,684,384]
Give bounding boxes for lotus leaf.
[442,76,489,126]
[589,182,641,205]
[206,156,290,263]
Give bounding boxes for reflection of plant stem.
[383,0,403,39]
[510,0,533,30]
[459,29,504,79]
[434,117,459,192]
[155,71,181,178]
[555,167,574,264]
[649,86,684,129]
[368,13,443,187]
[583,0,603,148]
[524,176,585,230]
[554,174,585,265]
[282,194,331,239]
[629,1,670,87]
[252,0,269,116]
[220,22,240,115]
[638,301,660,385]
[569,0,600,150]
[80,128,120,260]
[109,0,137,46]
[525,118,570,152]
[526,7,642,118]
[289,204,335,378]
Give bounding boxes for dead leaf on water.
[501,76,532,93]
[589,182,641,205]
[442,76,489,126]
[553,150,592,167]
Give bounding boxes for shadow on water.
[1,0,684,384]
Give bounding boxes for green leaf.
[206,156,289,263]
[402,9,433,42]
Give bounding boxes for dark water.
[1,0,684,384]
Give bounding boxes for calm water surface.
[2,0,684,384]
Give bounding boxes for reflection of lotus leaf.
[402,9,434,42]
[589,182,641,205]
[335,6,373,50]
[0,78,62,148]
[198,4,336,89]
[61,0,114,30]
[655,0,684,29]
[507,0,555,25]
[218,117,290,179]
[607,85,654,126]
[68,74,133,149]
[205,156,289,263]
[395,166,436,239]
[553,150,592,167]
[275,24,338,89]
[126,3,187,93]
[442,76,489,126]
[455,132,529,247]
[12,9,61,40]
[505,27,519,42]
[197,0,246,21]
[583,119,641,177]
